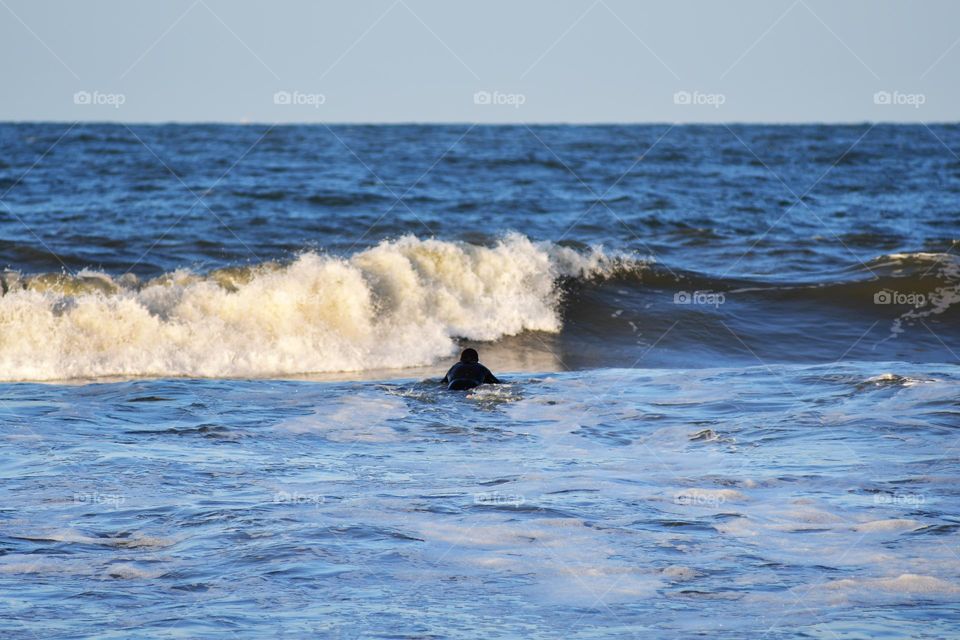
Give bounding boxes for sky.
[1,0,957,123]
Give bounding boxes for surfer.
[441,348,501,391]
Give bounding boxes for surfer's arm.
[483,368,501,384]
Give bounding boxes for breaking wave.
[1,234,957,381]
[0,234,630,381]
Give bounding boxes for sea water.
[1,123,958,638]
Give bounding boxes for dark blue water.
[1,123,958,638]
[3,123,959,275]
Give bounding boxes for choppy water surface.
[3,365,959,638]
[1,123,959,637]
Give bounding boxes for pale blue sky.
[1,0,957,122]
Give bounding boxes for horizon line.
[2,119,958,127]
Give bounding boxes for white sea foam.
[851,518,923,533]
[882,252,960,337]
[0,234,623,381]
[822,574,960,595]
[418,516,662,605]
[275,394,408,442]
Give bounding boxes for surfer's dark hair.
[460,348,479,363]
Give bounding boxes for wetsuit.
[442,362,500,391]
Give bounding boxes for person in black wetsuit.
[441,348,500,391]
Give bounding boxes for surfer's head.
[460,348,479,363]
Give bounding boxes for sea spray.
[0,234,624,381]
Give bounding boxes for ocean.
[1,123,959,638]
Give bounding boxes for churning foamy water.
[2,238,957,381]
[4,365,960,638]
[0,235,625,380]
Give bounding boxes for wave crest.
[0,234,622,381]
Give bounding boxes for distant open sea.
[2,123,959,638]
